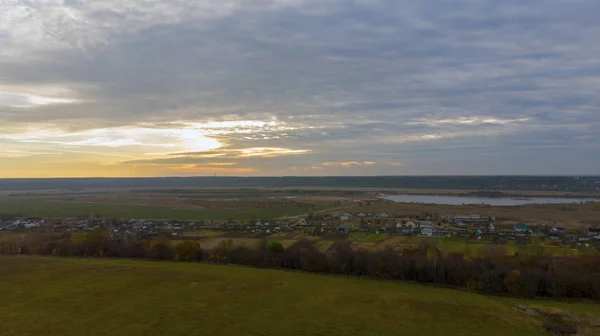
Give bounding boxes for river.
[383,194,599,206]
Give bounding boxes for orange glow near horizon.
[0,120,316,177]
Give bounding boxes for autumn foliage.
[2,231,600,301]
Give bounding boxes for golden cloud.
[236,147,311,158]
[322,161,377,167]
[169,164,257,174]
[207,162,238,166]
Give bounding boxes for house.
[400,227,415,234]
[420,227,435,236]
[356,213,366,218]
[514,222,529,234]
[404,221,416,229]
[419,221,435,236]
[340,215,350,221]
[549,227,565,235]
[588,228,600,237]
[296,220,310,227]
[377,224,387,233]
[337,224,349,234]
[452,219,467,227]
[377,213,388,218]
[419,221,434,228]
[24,222,41,229]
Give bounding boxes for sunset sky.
[1,0,599,177]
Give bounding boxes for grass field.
[0,198,310,220]
[1,257,599,336]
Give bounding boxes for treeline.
[1,176,598,192]
[2,231,600,301]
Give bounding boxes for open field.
[4,185,598,200]
[2,186,599,230]
[1,256,599,336]
[2,176,598,194]
[334,201,600,229]
[0,198,312,220]
[2,195,599,229]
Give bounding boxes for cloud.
[121,146,311,166]
[0,85,84,108]
[0,150,57,158]
[1,0,599,176]
[163,164,257,175]
[0,91,81,108]
[206,162,238,166]
[388,162,404,167]
[2,125,221,151]
[323,161,377,167]
[236,147,311,158]
[406,117,531,126]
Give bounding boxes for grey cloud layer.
[1,0,599,174]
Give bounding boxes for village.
[2,210,600,248]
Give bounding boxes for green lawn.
[2,257,598,336]
[0,198,309,220]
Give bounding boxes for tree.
[212,239,235,263]
[175,241,203,262]
[267,241,285,254]
[504,269,522,294]
[148,242,174,260]
[71,229,107,257]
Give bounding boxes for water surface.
[383,194,599,206]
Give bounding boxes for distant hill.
[0,176,599,192]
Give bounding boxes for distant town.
[3,211,599,248]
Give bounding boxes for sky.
[1,0,599,177]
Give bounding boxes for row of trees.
[2,230,600,300]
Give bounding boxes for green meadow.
[1,256,598,336]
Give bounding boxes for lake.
[383,194,599,206]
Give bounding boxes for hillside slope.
[0,257,597,336]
